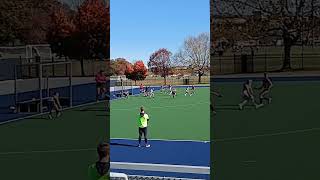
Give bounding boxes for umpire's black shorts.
[139,127,148,137]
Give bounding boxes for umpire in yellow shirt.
[138,111,150,147]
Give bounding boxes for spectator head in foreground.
[88,142,110,180]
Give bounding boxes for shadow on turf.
[215,104,239,111]
[77,108,106,112]
[25,117,49,120]
[216,104,261,111]
[96,114,109,117]
[110,142,138,147]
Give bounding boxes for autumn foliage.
[111,58,132,75]
[46,0,109,75]
[126,61,148,84]
[148,48,172,84]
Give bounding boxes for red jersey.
[95,73,106,83]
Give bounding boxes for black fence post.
[234,54,236,73]
[52,56,55,77]
[264,51,267,72]
[301,50,304,70]
[219,55,222,73]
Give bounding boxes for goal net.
[110,77,134,99]
[0,44,52,62]
[26,44,53,62]
[14,61,72,113]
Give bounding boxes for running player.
[256,73,273,104]
[190,85,195,96]
[140,83,144,94]
[149,88,155,98]
[143,86,149,97]
[168,85,172,95]
[239,80,263,110]
[171,87,177,98]
[185,86,190,96]
[211,91,222,114]
[160,85,165,93]
[48,92,62,119]
[123,90,129,99]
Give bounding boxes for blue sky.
[110,0,210,63]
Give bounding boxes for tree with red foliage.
[126,61,148,85]
[111,58,132,75]
[0,0,63,45]
[124,63,134,80]
[47,8,75,58]
[73,0,109,75]
[75,0,109,59]
[48,0,109,76]
[148,48,172,85]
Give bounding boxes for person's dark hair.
[140,106,144,112]
[96,142,110,176]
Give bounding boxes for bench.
[16,97,70,113]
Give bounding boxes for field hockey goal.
[13,61,72,113]
[110,77,134,99]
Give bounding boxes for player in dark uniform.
[123,90,129,99]
[211,91,222,114]
[171,87,177,98]
[190,85,195,95]
[239,80,263,110]
[256,73,273,104]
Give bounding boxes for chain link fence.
[0,57,106,80]
[129,76,210,86]
[212,46,320,74]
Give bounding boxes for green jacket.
[88,163,110,180]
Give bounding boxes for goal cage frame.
[14,61,73,113]
[0,44,52,62]
[111,78,134,98]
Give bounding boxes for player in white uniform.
[256,73,273,104]
[239,80,263,110]
[185,87,190,96]
[149,88,155,98]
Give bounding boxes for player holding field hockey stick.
[211,91,222,114]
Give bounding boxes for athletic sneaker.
[268,98,272,104]
[145,144,151,148]
[138,144,141,147]
[48,115,53,120]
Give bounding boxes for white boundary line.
[0,148,95,156]
[110,162,210,175]
[126,175,206,180]
[112,101,209,111]
[110,86,209,102]
[111,138,209,143]
[0,100,107,126]
[214,127,320,142]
